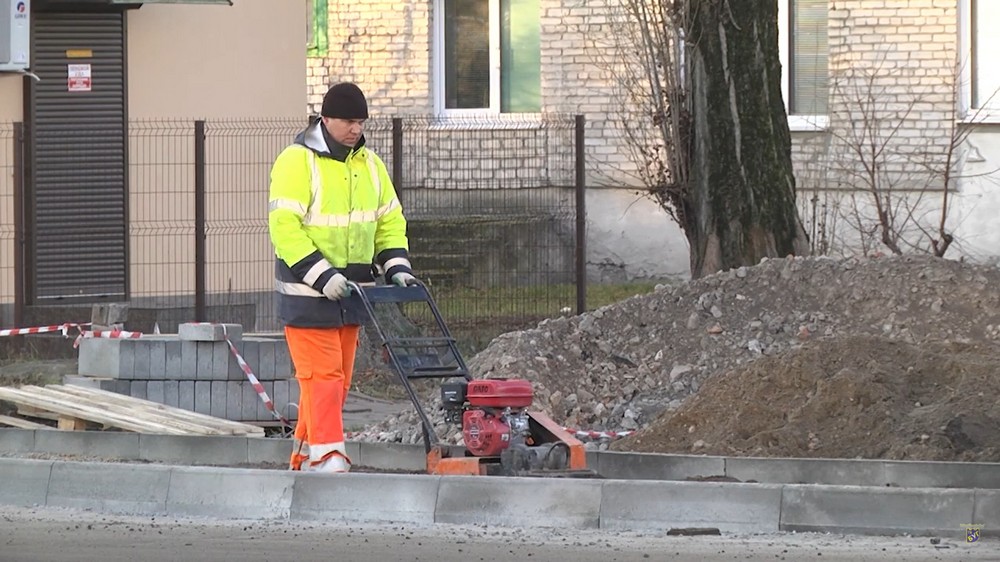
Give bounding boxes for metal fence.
[3,115,586,341]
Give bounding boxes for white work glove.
[321,273,351,300]
[390,271,416,287]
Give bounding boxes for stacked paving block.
[70,322,298,424]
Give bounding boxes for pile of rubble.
[353,255,1000,461]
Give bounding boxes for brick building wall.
[793,0,962,255]
[308,2,433,116]
[310,1,993,271]
[313,0,639,189]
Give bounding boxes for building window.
[962,0,1000,119]
[778,0,829,130]
[435,0,541,114]
[307,0,328,58]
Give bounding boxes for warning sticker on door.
[68,64,92,92]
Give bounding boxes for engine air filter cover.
[465,378,533,408]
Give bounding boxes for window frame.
[777,0,829,131]
[432,0,501,115]
[307,0,328,58]
[432,0,543,120]
[959,0,1000,123]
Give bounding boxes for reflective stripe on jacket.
[268,118,411,327]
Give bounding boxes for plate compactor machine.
[349,281,595,477]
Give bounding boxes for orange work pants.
[285,325,360,470]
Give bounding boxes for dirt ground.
[614,335,1000,462]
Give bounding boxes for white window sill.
[788,114,829,132]
[428,112,547,131]
[958,109,1000,125]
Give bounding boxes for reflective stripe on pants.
[285,324,360,469]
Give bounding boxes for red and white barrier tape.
[221,326,292,429]
[565,428,635,440]
[0,322,91,338]
[72,329,144,349]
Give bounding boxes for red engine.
[444,378,534,457]
[462,409,513,456]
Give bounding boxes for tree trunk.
[682,0,809,278]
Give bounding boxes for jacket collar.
[294,117,367,162]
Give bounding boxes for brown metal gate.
[26,8,128,302]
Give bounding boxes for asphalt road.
[1,506,997,562]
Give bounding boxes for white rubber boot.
[306,442,351,474]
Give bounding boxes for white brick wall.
[315,0,638,188]
[795,0,963,257]
[311,2,432,116]
[313,1,998,268]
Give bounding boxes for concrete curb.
[0,457,993,539]
[4,428,1000,489]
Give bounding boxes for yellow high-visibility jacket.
[268,118,411,327]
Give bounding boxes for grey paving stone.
[595,451,726,481]
[258,341,275,380]
[237,339,260,381]
[211,381,227,419]
[180,340,198,379]
[139,434,249,465]
[166,466,292,519]
[780,484,975,537]
[46,461,170,514]
[356,442,427,472]
[275,340,293,378]
[179,322,242,343]
[178,381,195,412]
[601,480,781,533]
[727,457,886,486]
[77,338,129,378]
[241,381,259,422]
[436,475,602,528]
[291,472,439,524]
[129,380,147,400]
[163,380,179,408]
[0,458,52,506]
[248,437,292,466]
[164,340,183,380]
[226,382,243,422]
[194,380,212,415]
[149,339,167,379]
[0,428,35,453]
[974,489,999,538]
[195,342,215,380]
[212,342,230,381]
[132,339,151,380]
[147,380,165,405]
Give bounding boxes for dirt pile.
[355,254,1000,461]
[615,336,1000,461]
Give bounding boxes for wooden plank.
[0,414,52,430]
[38,386,226,436]
[27,385,224,436]
[15,405,61,422]
[57,417,90,431]
[0,386,190,435]
[54,384,262,434]
[52,385,264,436]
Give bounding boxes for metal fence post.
[12,122,25,327]
[194,120,207,322]
[392,117,403,199]
[575,115,587,315]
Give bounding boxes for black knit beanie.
[321,82,369,119]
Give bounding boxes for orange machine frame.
[426,410,588,476]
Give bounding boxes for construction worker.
[268,82,415,473]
